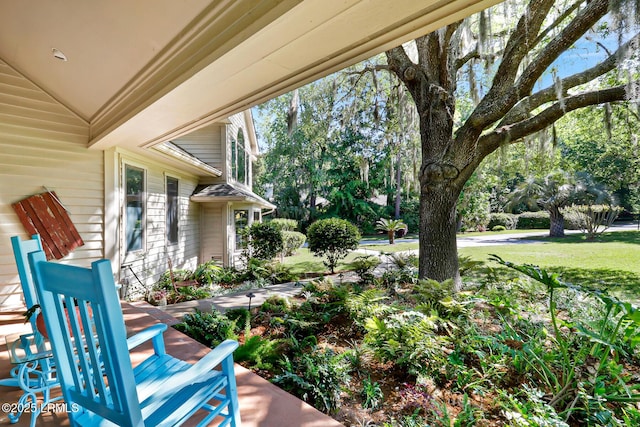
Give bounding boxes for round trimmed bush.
[491,225,507,232]
[307,218,361,273]
[248,222,283,260]
[270,218,298,232]
[282,231,306,256]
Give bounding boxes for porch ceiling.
[0,0,500,151]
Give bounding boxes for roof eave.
[152,143,222,177]
[191,194,276,209]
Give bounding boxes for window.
[231,137,237,182]
[231,129,249,185]
[234,210,248,250]
[125,165,145,252]
[237,130,246,185]
[166,177,179,244]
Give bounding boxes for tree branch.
[456,0,555,137]
[344,64,390,75]
[499,31,640,127]
[516,0,609,96]
[480,85,631,153]
[532,0,584,47]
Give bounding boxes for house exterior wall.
[0,59,100,309]
[112,148,201,299]
[171,123,225,176]
[201,203,225,264]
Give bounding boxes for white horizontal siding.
[119,153,201,298]
[202,204,224,264]
[0,59,100,310]
[172,123,224,169]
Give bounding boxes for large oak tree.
[384,0,639,288]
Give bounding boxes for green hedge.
[270,218,298,231]
[516,211,550,229]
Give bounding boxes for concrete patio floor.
[0,303,344,427]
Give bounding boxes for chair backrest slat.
[11,235,43,323]
[29,250,143,426]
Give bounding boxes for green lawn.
[282,248,365,275]
[460,230,640,300]
[283,230,640,299]
[361,242,419,253]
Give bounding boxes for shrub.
[282,231,306,256]
[273,348,350,414]
[193,260,222,285]
[307,218,361,273]
[173,309,238,347]
[488,212,519,230]
[248,222,284,260]
[270,218,298,231]
[561,204,623,239]
[491,225,506,232]
[352,255,380,284]
[516,211,550,229]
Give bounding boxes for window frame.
[124,164,146,254]
[233,209,249,251]
[166,175,179,245]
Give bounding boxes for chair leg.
[221,356,241,427]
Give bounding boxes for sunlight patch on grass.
[460,231,640,299]
[282,248,363,275]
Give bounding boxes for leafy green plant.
[345,288,391,326]
[375,217,408,244]
[235,335,285,371]
[364,311,447,375]
[498,386,569,427]
[269,218,299,231]
[281,231,306,256]
[458,255,484,277]
[248,222,284,260]
[307,218,361,273]
[488,212,519,230]
[214,266,243,288]
[193,260,222,285]
[561,204,623,240]
[173,309,238,347]
[260,295,292,314]
[352,255,380,284]
[272,348,350,414]
[361,376,383,410]
[491,255,640,423]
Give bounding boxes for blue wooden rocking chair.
[0,235,61,427]
[28,249,241,427]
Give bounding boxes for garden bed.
[174,256,640,426]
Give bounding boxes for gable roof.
[192,183,276,209]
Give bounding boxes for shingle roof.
[191,183,276,209]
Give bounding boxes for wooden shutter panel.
[12,192,84,260]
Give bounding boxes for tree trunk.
[395,150,402,219]
[549,207,565,237]
[388,230,395,244]
[419,182,462,291]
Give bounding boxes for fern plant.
[272,348,350,414]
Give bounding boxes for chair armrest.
[126,323,168,354]
[166,340,239,386]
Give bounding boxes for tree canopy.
[254,0,640,288]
